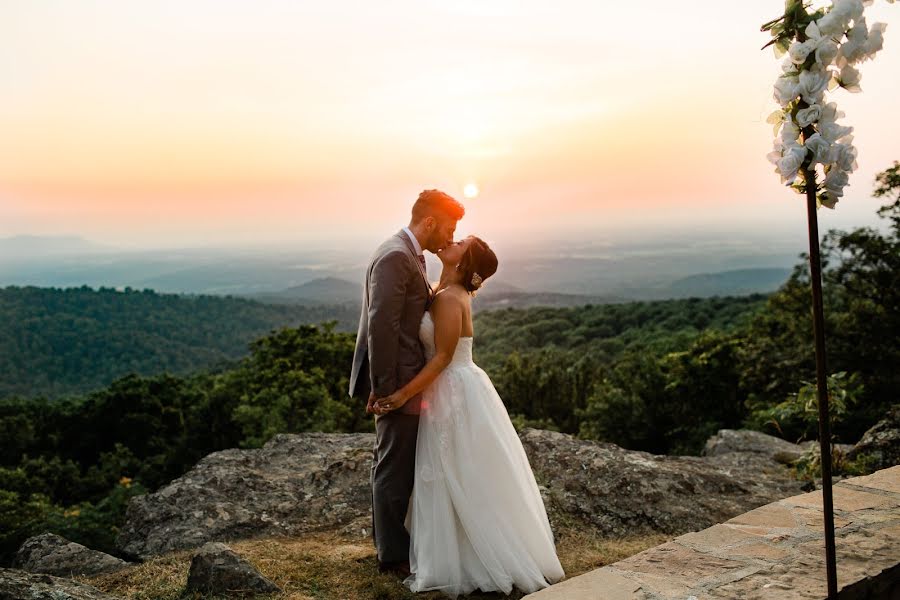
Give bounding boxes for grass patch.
[78,528,669,600]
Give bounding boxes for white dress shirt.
[402,226,424,258]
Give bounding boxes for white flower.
[833,139,858,172]
[861,22,888,59]
[774,75,799,106]
[781,57,799,74]
[789,40,816,64]
[798,66,830,104]
[823,166,850,202]
[839,63,862,91]
[817,12,843,37]
[840,17,871,63]
[833,0,864,23]
[815,40,840,66]
[773,142,808,185]
[796,104,822,128]
[838,39,861,65]
[819,120,854,143]
[819,102,845,125]
[805,133,834,168]
[805,21,823,41]
[820,0,860,37]
[781,116,801,144]
[849,16,869,43]
[801,20,840,67]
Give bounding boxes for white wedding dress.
[403,311,565,598]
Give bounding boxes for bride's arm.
[374,292,463,413]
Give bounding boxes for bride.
[373,235,565,597]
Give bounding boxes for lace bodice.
[419,311,473,365]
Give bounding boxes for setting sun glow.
[0,1,897,248]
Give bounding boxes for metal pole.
[802,165,838,599]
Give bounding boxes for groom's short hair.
[411,189,465,223]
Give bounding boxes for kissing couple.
[349,189,565,597]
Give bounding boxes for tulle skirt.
[403,360,565,598]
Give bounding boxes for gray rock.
[519,428,805,538]
[847,404,900,470]
[702,428,809,464]
[13,533,129,577]
[185,542,280,597]
[119,429,806,558]
[0,567,122,600]
[117,432,374,559]
[795,439,856,467]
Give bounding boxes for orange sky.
[1,0,898,249]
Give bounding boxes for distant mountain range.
[246,267,790,310]
[661,268,792,298]
[248,276,629,310]
[252,277,363,305]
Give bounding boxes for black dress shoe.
[378,560,411,578]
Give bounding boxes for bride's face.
[437,236,474,266]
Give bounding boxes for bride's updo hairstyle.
[456,236,498,294]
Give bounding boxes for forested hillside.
[0,285,360,399]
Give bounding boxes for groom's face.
[425,216,458,253]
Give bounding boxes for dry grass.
[77,528,671,600]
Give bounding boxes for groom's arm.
[367,249,411,398]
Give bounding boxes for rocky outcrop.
[702,428,811,464]
[0,567,122,600]
[185,542,280,596]
[703,428,857,470]
[520,429,805,538]
[118,428,807,559]
[847,404,900,470]
[13,533,129,577]
[117,432,374,559]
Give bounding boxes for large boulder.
[702,428,809,464]
[117,432,374,559]
[13,533,129,577]
[520,429,805,538]
[0,567,122,600]
[847,404,900,470]
[118,429,806,558]
[185,542,280,596]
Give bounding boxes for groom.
[349,189,465,576]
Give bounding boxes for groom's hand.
[372,395,392,416]
[365,392,377,415]
[373,392,407,415]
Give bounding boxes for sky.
[1,0,898,251]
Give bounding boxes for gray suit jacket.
[349,229,434,415]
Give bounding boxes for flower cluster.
[763,0,892,208]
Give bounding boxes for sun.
[463,183,480,199]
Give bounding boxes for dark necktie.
[418,254,427,277]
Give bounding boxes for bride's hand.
[374,391,408,414]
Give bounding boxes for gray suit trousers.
[371,410,419,563]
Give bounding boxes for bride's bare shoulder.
[432,286,469,310]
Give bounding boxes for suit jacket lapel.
[398,229,434,302]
